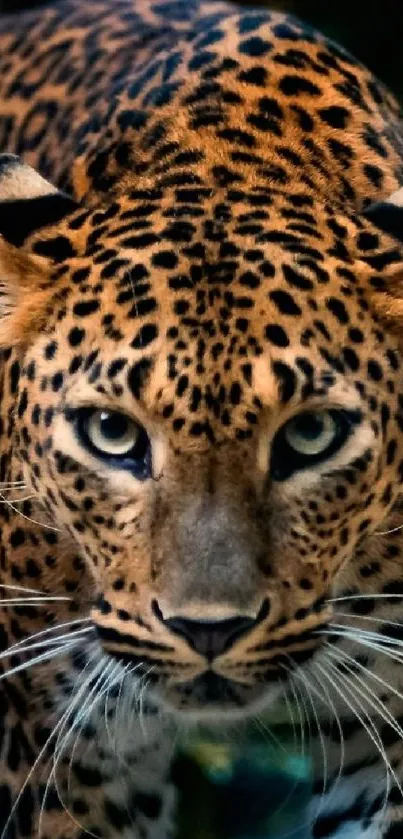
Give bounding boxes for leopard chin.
[157,672,284,721]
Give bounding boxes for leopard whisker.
[0,627,94,661]
[103,660,124,759]
[316,658,393,824]
[0,641,84,682]
[0,494,34,504]
[2,617,92,657]
[278,664,345,839]
[38,657,106,839]
[310,662,346,814]
[324,641,403,728]
[281,676,299,756]
[336,611,403,628]
[56,664,121,839]
[0,583,52,595]
[136,665,155,739]
[324,647,403,805]
[286,665,308,765]
[63,658,112,810]
[326,622,403,644]
[252,714,289,756]
[374,523,403,536]
[320,625,403,658]
[0,491,62,532]
[259,670,312,830]
[0,643,97,839]
[290,661,328,814]
[114,662,131,761]
[329,594,403,602]
[0,596,72,605]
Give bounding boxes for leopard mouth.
[153,633,324,717]
[160,671,272,715]
[94,604,329,716]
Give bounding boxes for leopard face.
[1,5,403,720]
[2,157,403,720]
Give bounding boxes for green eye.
[86,410,140,456]
[270,409,360,481]
[76,408,151,478]
[284,412,337,456]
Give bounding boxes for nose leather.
[159,610,261,661]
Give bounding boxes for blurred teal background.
[174,721,313,839]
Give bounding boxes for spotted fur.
[1,1,403,837]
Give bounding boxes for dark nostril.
[153,600,269,662]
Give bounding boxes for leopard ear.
[0,155,78,347]
[0,154,78,247]
[364,186,403,242]
[363,186,403,332]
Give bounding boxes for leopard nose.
[153,600,269,661]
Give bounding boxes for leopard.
[1,0,403,837]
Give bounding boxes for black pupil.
[292,413,325,441]
[99,412,129,441]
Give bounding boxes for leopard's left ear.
[0,154,78,247]
[364,186,403,243]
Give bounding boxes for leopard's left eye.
[270,409,360,481]
[75,409,151,477]
[284,411,337,456]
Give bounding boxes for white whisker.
[317,658,392,823]
[0,492,61,532]
[0,641,79,682]
[374,523,403,536]
[0,583,49,595]
[324,647,403,813]
[252,714,289,757]
[320,627,403,662]
[0,645,96,839]
[38,657,105,839]
[54,666,118,838]
[291,663,328,816]
[0,494,34,504]
[329,594,403,603]
[2,617,92,657]
[0,627,93,661]
[325,642,403,733]
[0,597,71,605]
[310,662,345,810]
[336,611,403,628]
[326,623,403,646]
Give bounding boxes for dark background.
[1,0,403,97]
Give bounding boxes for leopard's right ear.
[0,154,78,247]
[0,155,79,347]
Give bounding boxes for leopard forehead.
[19,181,400,453]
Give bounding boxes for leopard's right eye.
[75,408,152,479]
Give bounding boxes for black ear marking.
[364,187,403,243]
[0,153,78,247]
[0,193,78,247]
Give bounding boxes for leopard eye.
[76,409,151,476]
[284,411,337,456]
[270,409,360,481]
